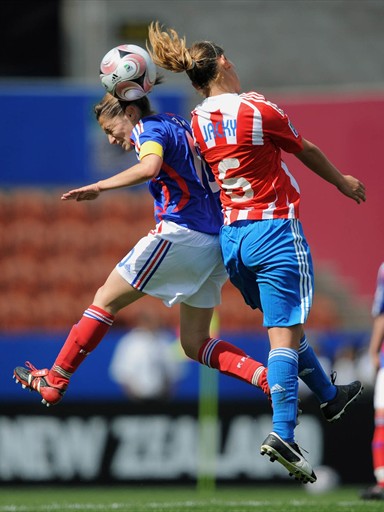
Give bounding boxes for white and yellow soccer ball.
[100,44,157,101]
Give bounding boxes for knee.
[180,340,196,360]
[92,285,117,315]
[93,285,106,307]
[179,334,202,361]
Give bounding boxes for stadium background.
[0,0,383,487]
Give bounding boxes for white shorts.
[374,367,384,409]
[116,220,228,308]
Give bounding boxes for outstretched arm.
[295,138,366,204]
[61,154,162,201]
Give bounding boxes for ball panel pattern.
[100,44,157,100]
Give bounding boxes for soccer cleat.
[260,432,317,484]
[13,361,66,407]
[360,485,384,500]
[320,376,363,422]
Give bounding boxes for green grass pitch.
[0,485,380,512]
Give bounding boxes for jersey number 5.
[218,158,254,202]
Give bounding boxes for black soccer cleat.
[260,432,317,484]
[320,378,363,422]
[360,485,384,500]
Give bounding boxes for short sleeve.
[261,102,304,154]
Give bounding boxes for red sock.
[48,305,114,387]
[198,337,269,396]
[373,417,384,486]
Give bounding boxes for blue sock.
[268,347,299,443]
[298,336,336,403]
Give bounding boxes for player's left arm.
[294,138,366,204]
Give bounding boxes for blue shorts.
[220,219,314,327]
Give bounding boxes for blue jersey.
[131,113,222,234]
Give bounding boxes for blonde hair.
[147,21,224,91]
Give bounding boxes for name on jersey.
[203,119,237,142]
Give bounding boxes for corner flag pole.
[197,311,220,493]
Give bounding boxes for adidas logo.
[270,384,285,394]
[236,356,248,369]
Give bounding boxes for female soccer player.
[13,91,270,409]
[361,262,384,500]
[147,21,366,483]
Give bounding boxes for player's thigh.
[93,268,144,313]
[242,219,313,326]
[117,234,222,306]
[220,224,262,310]
[184,257,228,309]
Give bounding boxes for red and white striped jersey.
[191,91,304,224]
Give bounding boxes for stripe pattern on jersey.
[290,219,313,324]
[132,120,145,153]
[155,161,191,220]
[131,238,172,292]
[83,306,114,326]
[191,92,303,224]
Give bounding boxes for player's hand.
[337,175,366,204]
[61,184,101,201]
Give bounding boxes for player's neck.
[208,84,238,97]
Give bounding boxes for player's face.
[99,113,133,151]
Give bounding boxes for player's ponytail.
[147,21,224,92]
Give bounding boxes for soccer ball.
[305,466,340,494]
[100,44,157,101]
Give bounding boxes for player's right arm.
[294,138,366,204]
[61,153,162,201]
